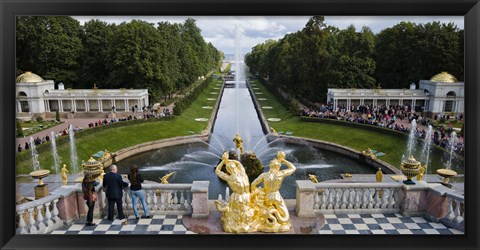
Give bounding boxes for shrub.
[173,76,213,116]
[16,121,24,137]
[36,116,43,122]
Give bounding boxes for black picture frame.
[1,0,479,249]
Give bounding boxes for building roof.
[16,72,45,83]
[430,72,459,83]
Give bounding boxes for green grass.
[250,79,464,174]
[18,120,64,137]
[16,78,224,175]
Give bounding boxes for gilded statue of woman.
[251,151,296,232]
[214,152,255,233]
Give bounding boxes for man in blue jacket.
[103,164,129,221]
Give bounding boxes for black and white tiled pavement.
[319,213,463,235]
[50,213,463,235]
[50,215,194,235]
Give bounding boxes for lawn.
[249,79,464,174]
[18,120,64,137]
[16,77,224,175]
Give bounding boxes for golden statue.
[417,165,426,181]
[270,127,278,135]
[233,134,244,155]
[160,172,175,184]
[61,164,68,186]
[376,168,383,182]
[308,174,318,183]
[251,151,296,232]
[362,148,377,160]
[214,152,255,233]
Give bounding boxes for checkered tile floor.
[50,213,463,235]
[50,215,194,235]
[319,213,464,235]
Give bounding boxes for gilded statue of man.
[251,151,296,232]
[214,152,255,233]
[233,134,244,154]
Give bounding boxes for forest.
[16,17,223,102]
[245,16,464,103]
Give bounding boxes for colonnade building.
[16,72,149,120]
[327,72,464,116]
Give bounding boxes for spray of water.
[68,124,79,173]
[30,137,40,171]
[405,119,417,159]
[420,125,433,177]
[50,131,62,183]
[446,132,458,170]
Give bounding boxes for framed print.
[1,0,479,249]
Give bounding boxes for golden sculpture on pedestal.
[308,174,319,183]
[233,134,244,155]
[61,164,69,186]
[214,142,296,233]
[160,172,175,184]
[376,168,383,182]
[417,165,426,181]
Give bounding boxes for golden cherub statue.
[270,127,278,135]
[61,164,68,186]
[308,174,319,183]
[160,172,175,184]
[233,134,244,155]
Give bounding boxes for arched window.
[18,91,27,97]
[444,91,456,112]
[44,90,49,94]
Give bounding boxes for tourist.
[17,144,22,153]
[127,165,150,219]
[82,175,99,226]
[103,164,129,221]
[24,142,29,150]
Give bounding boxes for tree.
[16,121,24,137]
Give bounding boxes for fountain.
[400,119,422,184]
[419,125,433,181]
[68,124,79,174]
[29,137,40,171]
[436,131,458,187]
[50,131,61,184]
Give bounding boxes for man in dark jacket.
[103,165,129,220]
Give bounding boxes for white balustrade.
[312,183,402,214]
[442,192,464,231]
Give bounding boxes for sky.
[72,16,464,55]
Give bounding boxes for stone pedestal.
[295,180,316,217]
[400,181,428,216]
[34,184,49,199]
[191,181,209,218]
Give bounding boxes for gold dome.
[16,71,44,83]
[430,72,458,83]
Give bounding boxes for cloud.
[72,16,463,55]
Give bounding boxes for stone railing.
[16,181,209,234]
[295,181,403,216]
[442,192,464,231]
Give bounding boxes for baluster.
[35,205,46,233]
[28,208,36,234]
[180,191,186,208]
[367,188,374,209]
[146,190,152,210]
[374,188,381,209]
[152,190,158,211]
[388,188,396,208]
[314,191,320,210]
[167,191,173,209]
[320,189,328,210]
[184,192,191,210]
[380,188,389,209]
[101,190,106,209]
[173,192,179,205]
[445,197,455,220]
[361,189,369,209]
[159,192,165,210]
[341,189,349,209]
[348,189,355,209]
[17,210,28,234]
[334,189,342,209]
[327,189,335,210]
[44,202,54,229]
[454,200,464,224]
[354,189,361,209]
[51,199,61,224]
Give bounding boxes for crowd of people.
[300,103,464,155]
[17,106,172,153]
